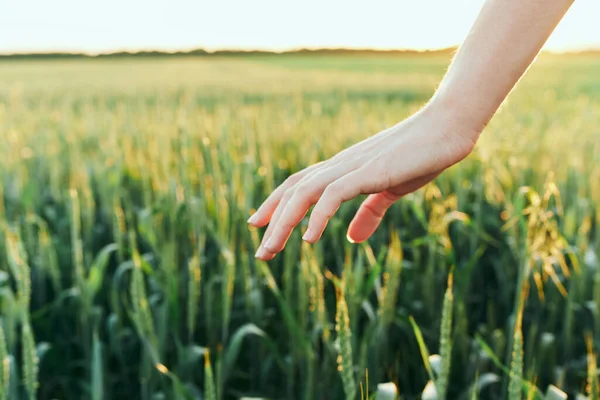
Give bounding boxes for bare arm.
[435,0,574,134]
[249,0,575,261]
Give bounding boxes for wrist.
[410,91,484,162]
[426,89,488,142]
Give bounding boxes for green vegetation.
[0,53,599,399]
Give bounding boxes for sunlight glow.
[1,0,598,54]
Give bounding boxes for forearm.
[431,0,574,136]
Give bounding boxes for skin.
[249,0,575,261]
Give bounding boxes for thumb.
[346,171,441,243]
[346,192,399,243]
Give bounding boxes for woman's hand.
[247,0,574,261]
[248,101,480,261]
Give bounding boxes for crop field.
[0,53,599,399]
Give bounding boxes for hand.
[248,102,480,261]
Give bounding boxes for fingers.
[346,191,400,244]
[255,195,287,260]
[303,168,377,243]
[346,171,441,243]
[261,166,358,254]
[254,165,441,260]
[247,185,286,228]
[248,162,323,228]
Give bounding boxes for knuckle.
[365,157,385,174]
[282,188,296,201]
[313,169,333,185]
[377,164,393,191]
[286,171,304,186]
[295,182,312,196]
[312,207,332,220]
[322,182,344,204]
[280,221,295,231]
[360,161,388,192]
[289,183,313,205]
[329,151,345,163]
[324,182,341,196]
[309,206,325,222]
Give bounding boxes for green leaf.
[409,316,438,393]
[87,243,118,298]
[223,323,279,384]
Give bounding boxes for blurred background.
[0,1,599,400]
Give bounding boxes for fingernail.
[302,228,315,242]
[255,247,268,259]
[264,238,276,252]
[346,233,356,244]
[247,214,258,225]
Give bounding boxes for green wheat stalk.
[586,332,599,399]
[69,189,86,290]
[379,233,403,330]
[5,229,32,314]
[21,321,38,400]
[130,239,158,349]
[508,324,524,400]
[336,284,356,400]
[438,271,454,399]
[309,252,329,341]
[0,323,9,400]
[221,245,236,342]
[204,350,217,400]
[38,228,61,292]
[187,252,202,341]
[113,199,127,264]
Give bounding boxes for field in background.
[0,53,599,399]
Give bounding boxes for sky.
[1,0,599,54]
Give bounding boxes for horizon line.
[2,44,600,58]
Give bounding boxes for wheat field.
[0,53,599,399]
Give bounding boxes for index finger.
[248,162,323,227]
[302,168,378,243]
